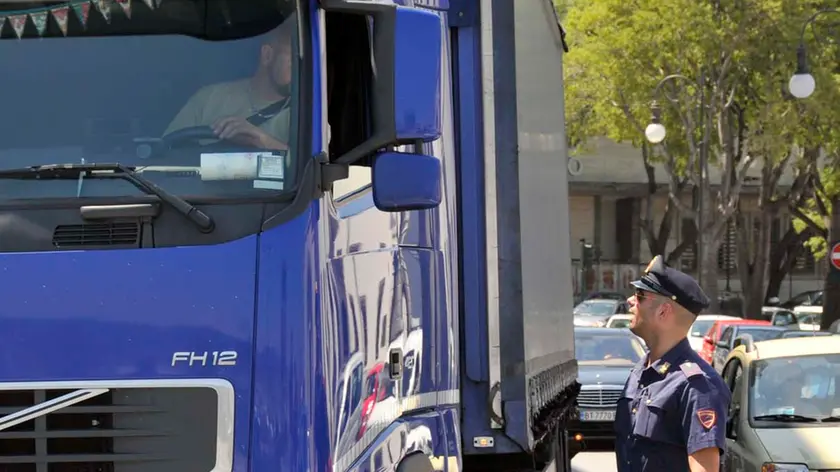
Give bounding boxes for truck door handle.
[388,348,403,380]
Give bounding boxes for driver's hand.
[211,116,288,151]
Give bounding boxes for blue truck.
[0,0,578,471]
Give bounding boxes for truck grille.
[0,383,228,472]
[577,387,622,407]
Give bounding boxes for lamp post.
[645,72,708,287]
[788,9,840,99]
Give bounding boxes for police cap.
[631,255,710,315]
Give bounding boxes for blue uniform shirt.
[615,338,730,472]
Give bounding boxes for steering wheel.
[161,126,220,150]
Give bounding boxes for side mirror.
[716,340,728,349]
[372,152,441,212]
[320,1,443,164]
[767,297,781,306]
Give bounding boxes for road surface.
[571,452,617,472]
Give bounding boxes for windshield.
[0,0,301,201]
[750,354,840,423]
[574,332,644,364]
[799,313,822,325]
[574,300,618,316]
[738,327,786,342]
[690,319,716,337]
[608,318,631,328]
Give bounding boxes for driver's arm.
[164,86,214,136]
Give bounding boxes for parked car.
[712,325,789,372]
[776,330,834,339]
[573,298,629,327]
[771,289,823,309]
[721,335,840,471]
[700,319,770,364]
[688,314,741,352]
[605,314,632,328]
[762,306,820,331]
[791,309,822,329]
[582,291,627,301]
[570,327,645,453]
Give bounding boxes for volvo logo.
[0,388,109,432]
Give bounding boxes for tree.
[563,0,762,310]
[785,3,840,331]
[564,0,839,314]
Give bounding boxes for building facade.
[568,138,826,301]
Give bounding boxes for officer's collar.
[644,338,692,376]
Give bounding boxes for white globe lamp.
[645,123,667,144]
[789,73,816,99]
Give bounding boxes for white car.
[605,314,633,328]
[792,305,822,330]
[765,305,821,331]
[688,314,741,351]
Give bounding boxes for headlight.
[761,463,810,472]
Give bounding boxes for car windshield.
[574,300,617,316]
[738,327,785,342]
[609,318,631,328]
[0,0,300,201]
[799,313,822,325]
[574,332,644,364]
[750,354,840,423]
[690,319,717,337]
[783,331,832,339]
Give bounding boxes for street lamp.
[788,9,840,99]
[645,102,667,144]
[644,73,705,144]
[644,72,708,287]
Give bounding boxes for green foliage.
[563,0,840,173]
[792,168,840,258]
[565,0,840,264]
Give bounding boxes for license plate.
[579,409,615,422]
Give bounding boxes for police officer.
[615,255,731,472]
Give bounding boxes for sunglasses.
[635,289,651,301]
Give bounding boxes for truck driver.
[163,21,294,152]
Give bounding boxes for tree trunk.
[698,225,722,313]
[822,195,840,331]
[765,227,810,301]
[638,145,691,261]
[737,211,771,320]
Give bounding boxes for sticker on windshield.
[257,153,285,180]
[254,152,286,190]
[768,406,796,415]
[200,152,260,181]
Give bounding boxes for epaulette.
[679,362,704,378]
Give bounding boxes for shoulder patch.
[680,362,703,378]
[696,409,716,429]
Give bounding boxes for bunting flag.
[94,0,111,23]
[0,0,163,38]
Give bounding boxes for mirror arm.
[314,152,350,192]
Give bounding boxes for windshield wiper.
[752,414,820,422]
[820,416,840,422]
[0,163,214,232]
